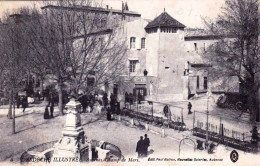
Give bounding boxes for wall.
[146,29,160,77]
[125,18,148,77]
[119,17,240,102]
[156,28,189,98]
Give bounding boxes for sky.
[0,0,226,28]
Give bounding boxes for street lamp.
[206,94,214,150]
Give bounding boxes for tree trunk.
[33,75,37,92]
[7,92,12,119]
[40,76,44,94]
[248,87,258,123]
[12,95,15,134]
[57,82,64,116]
[256,88,260,122]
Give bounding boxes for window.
[141,38,146,49]
[194,43,198,51]
[204,77,208,89]
[130,37,136,49]
[197,76,200,89]
[147,28,157,34]
[160,27,177,33]
[129,60,138,72]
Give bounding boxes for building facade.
[39,2,239,103]
[114,8,239,103]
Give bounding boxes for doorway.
[133,84,147,101]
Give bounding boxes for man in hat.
[143,134,150,157]
[136,136,144,158]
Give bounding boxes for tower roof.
[145,11,185,29]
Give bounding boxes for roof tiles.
[145,12,185,29]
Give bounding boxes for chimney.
[106,5,109,9]
[122,1,125,11]
[125,2,129,11]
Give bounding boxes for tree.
[25,0,127,115]
[0,11,29,133]
[203,0,260,122]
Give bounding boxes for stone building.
[39,2,238,103]
[114,8,239,103]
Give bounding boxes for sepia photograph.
[0,0,259,165]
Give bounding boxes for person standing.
[138,92,142,104]
[251,126,258,144]
[44,106,50,119]
[16,93,20,108]
[188,102,192,114]
[163,105,169,117]
[50,105,54,118]
[22,96,27,112]
[143,69,148,76]
[102,92,108,107]
[124,92,129,108]
[116,101,120,115]
[78,94,88,113]
[106,106,112,121]
[110,93,116,114]
[143,134,150,157]
[89,93,94,112]
[136,136,144,158]
[129,93,133,105]
[49,93,55,117]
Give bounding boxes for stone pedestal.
[52,98,88,160]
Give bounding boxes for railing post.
[145,123,149,131]
[88,142,92,161]
[152,101,153,120]
[219,117,222,135]
[181,108,184,124]
[161,128,165,137]
[131,118,134,127]
[193,111,195,134]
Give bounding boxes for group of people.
[106,93,121,121]
[124,92,134,105]
[78,93,96,113]
[77,92,121,120]
[136,134,150,158]
[124,92,143,105]
[78,92,107,113]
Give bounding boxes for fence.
[124,100,186,130]
[192,111,258,152]
[193,111,253,141]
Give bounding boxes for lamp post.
[206,96,209,149]
[206,95,214,150]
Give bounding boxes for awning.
[135,84,146,88]
[128,58,139,61]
